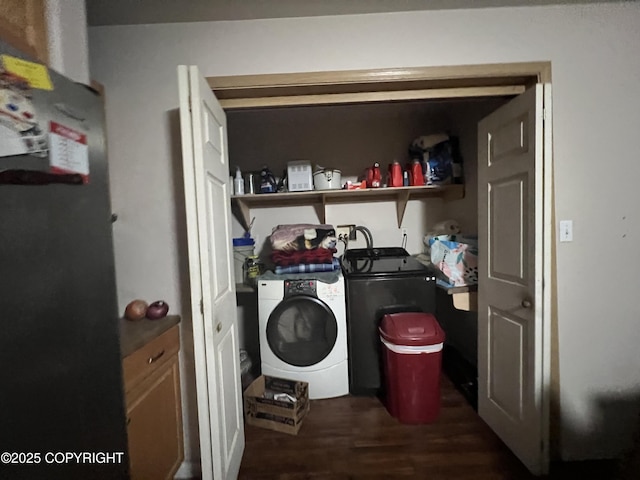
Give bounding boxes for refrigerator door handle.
[0,169,83,186]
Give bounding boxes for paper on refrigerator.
[0,56,49,158]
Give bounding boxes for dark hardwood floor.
[238,375,620,480]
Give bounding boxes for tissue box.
[243,375,310,435]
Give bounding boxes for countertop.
[119,315,181,358]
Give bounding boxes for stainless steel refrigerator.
[0,40,128,479]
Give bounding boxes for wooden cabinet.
[0,0,48,62]
[122,324,184,480]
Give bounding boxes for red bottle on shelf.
[410,159,425,186]
[388,161,402,187]
[367,162,382,188]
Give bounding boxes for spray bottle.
[234,166,245,195]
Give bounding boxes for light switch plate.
[559,220,573,242]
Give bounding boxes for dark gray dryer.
[341,247,437,395]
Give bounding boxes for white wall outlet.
[559,220,573,242]
[336,224,356,241]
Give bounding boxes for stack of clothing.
[270,224,339,274]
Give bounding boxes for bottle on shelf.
[410,159,425,186]
[234,166,245,195]
[370,162,382,188]
[388,160,402,187]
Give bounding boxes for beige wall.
[89,1,640,468]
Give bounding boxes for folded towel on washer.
[274,258,341,275]
[270,224,337,252]
[271,248,337,266]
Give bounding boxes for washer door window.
[266,295,338,367]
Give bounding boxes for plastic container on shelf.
[243,255,264,287]
[379,312,445,424]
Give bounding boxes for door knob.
[216,322,222,333]
[521,299,532,309]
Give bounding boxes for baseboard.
[174,460,201,479]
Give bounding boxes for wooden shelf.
[437,284,478,295]
[231,184,464,229]
[436,283,478,312]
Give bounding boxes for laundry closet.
[194,62,552,474]
[219,68,526,398]
[228,96,500,398]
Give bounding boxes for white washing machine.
[258,272,349,399]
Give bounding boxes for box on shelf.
[243,375,310,435]
[287,160,313,192]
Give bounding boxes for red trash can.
[379,312,445,424]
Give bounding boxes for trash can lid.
[379,312,445,346]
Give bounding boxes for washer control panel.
[284,279,317,297]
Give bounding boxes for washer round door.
[266,295,338,367]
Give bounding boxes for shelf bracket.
[313,196,326,224]
[232,198,252,231]
[395,191,410,227]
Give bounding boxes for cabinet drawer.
[122,324,179,393]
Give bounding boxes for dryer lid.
[341,249,433,277]
[344,247,409,259]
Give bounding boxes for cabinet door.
[0,0,48,62]
[127,355,184,480]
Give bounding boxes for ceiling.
[85,0,623,26]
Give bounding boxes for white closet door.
[178,65,244,480]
